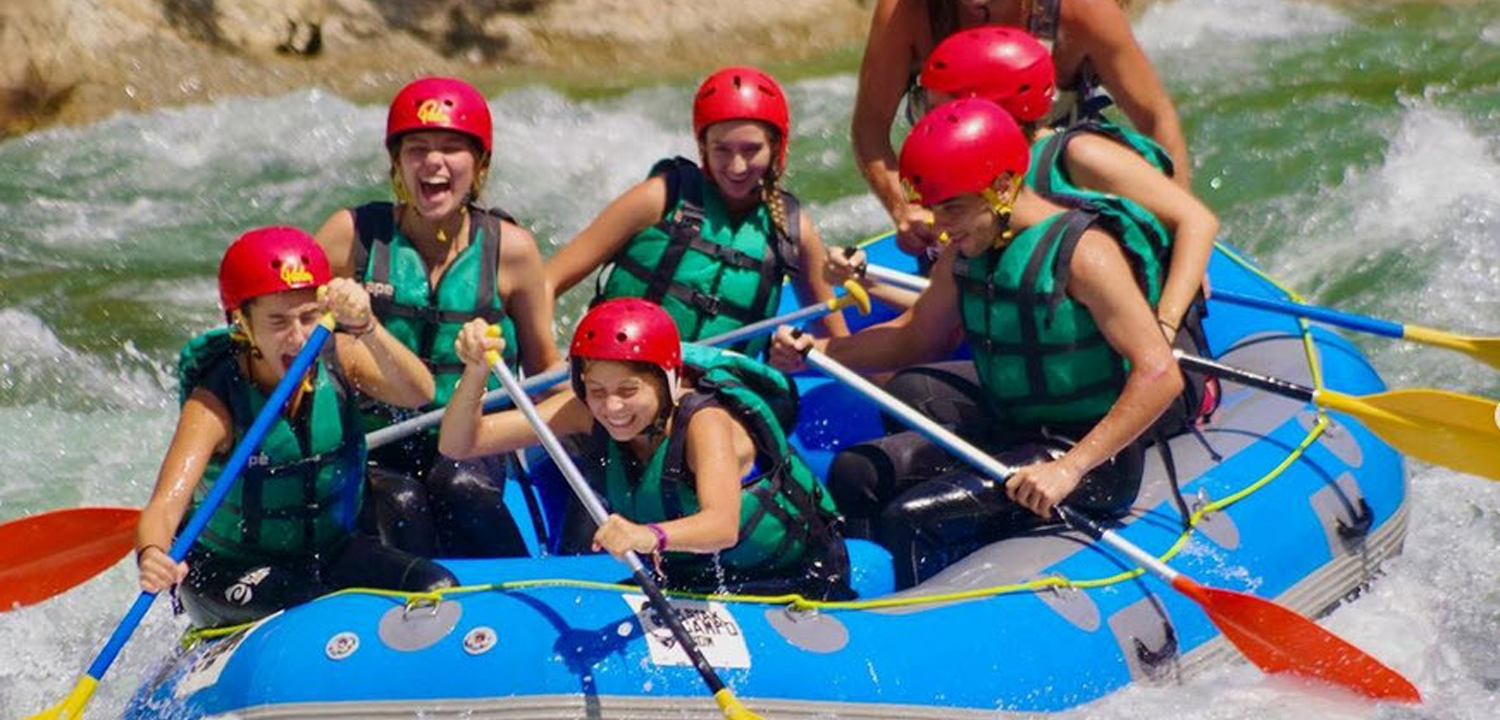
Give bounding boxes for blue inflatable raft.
[126,239,1407,718]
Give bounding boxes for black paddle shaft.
[1176,352,1315,403]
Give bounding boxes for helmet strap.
[470,153,491,203]
[390,165,412,206]
[982,175,1023,249]
[229,310,264,359]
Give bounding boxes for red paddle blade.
[1172,577,1421,703]
[0,507,140,610]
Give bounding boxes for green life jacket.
[351,201,519,409]
[177,328,366,562]
[597,157,801,358]
[953,207,1163,426]
[597,344,840,577]
[1026,120,1174,266]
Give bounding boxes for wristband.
[646,523,668,553]
[347,317,378,339]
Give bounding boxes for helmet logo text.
[417,99,451,126]
[280,262,314,286]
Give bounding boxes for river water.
[1,0,1497,717]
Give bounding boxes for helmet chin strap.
[981,175,1024,249]
[229,310,264,359]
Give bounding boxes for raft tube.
[125,238,1406,718]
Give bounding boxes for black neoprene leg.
[826,361,991,539]
[323,533,458,592]
[424,455,530,558]
[367,466,438,557]
[179,548,331,628]
[880,440,1145,589]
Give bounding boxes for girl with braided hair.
[546,66,849,358]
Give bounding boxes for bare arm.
[591,406,751,558]
[1005,230,1182,518]
[136,389,230,592]
[1065,0,1191,188]
[324,276,435,408]
[497,221,564,376]
[790,211,850,337]
[544,177,668,301]
[438,318,592,459]
[1064,134,1217,332]
[669,407,748,552]
[313,208,361,279]
[851,0,940,251]
[770,245,962,373]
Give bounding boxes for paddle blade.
[0,507,140,610]
[1317,388,1500,482]
[1173,578,1420,703]
[1403,326,1500,372]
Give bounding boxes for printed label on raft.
[623,594,750,669]
[173,622,260,699]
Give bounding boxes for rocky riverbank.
[0,0,873,138]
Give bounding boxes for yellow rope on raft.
[181,243,1339,646]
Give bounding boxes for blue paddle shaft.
[86,321,334,680]
[1213,290,1404,339]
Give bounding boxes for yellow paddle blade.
[18,675,96,720]
[1403,326,1500,372]
[714,688,766,720]
[1316,388,1500,481]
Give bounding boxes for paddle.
[0,507,140,611]
[481,331,764,720]
[797,344,1421,703]
[1178,352,1500,483]
[838,263,1500,482]
[1213,290,1500,372]
[23,315,336,720]
[367,283,870,450]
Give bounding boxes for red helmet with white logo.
[921,27,1056,123]
[899,98,1030,207]
[692,66,791,168]
[386,77,493,154]
[218,226,331,313]
[569,298,682,400]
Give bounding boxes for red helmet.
[386,77,493,154]
[921,27,1055,123]
[569,298,682,399]
[218,226,331,313]
[692,66,791,168]
[899,98,1030,206]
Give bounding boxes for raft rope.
[181,242,1339,646]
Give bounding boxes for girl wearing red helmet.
[545,66,848,359]
[773,99,1181,589]
[438,302,851,599]
[313,77,561,559]
[851,0,1191,256]
[136,227,456,627]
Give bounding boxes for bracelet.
[346,318,378,339]
[136,544,167,564]
[645,523,668,553]
[1157,318,1179,334]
